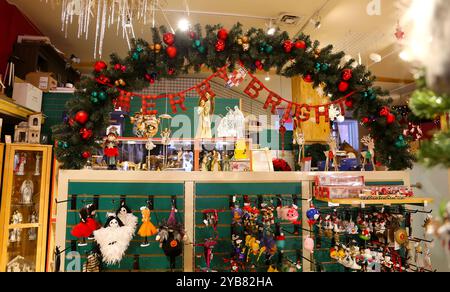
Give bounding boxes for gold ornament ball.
[149,44,155,51]
[155,44,162,51]
[242,36,249,43]
[237,38,243,45]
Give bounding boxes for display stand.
[0,144,53,272]
[54,171,414,272]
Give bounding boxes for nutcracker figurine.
[104,130,119,170]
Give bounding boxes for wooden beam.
[375,76,415,84]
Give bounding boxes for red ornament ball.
[215,40,226,52]
[114,64,121,71]
[362,117,370,124]
[217,28,229,41]
[94,61,107,73]
[80,128,93,140]
[386,113,396,124]
[166,46,178,59]
[82,151,91,159]
[295,40,306,50]
[303,74,313,83]
[189,31,197,39]
[75,111,89,125]
[342,69,353,81]
[168,68,175,75]
[345,99,354,108]
[255,60,263,70]
[338,81,349,92]
[283,40,293,53]
[163,33,175,46]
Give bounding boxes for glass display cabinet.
[0,144,53,272]
[88,138,252,172]
[0,143,4,186]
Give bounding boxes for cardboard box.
[12,81,43,112]
[25,72,57,92]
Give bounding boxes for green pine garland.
[52,23,414,170]
[410,77,450,168]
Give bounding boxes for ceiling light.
[370,53,382,63]
[267,27,276,36]
[310,15,322,29]
[178,18,190,32]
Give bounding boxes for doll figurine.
[201,153,210,172]
[15,153,27,176]
[71,206,94,246]
[28,211,38,241]
[104,131,119,170]
[9,210,23,243]
[210,150,221,172]
[222,152,231,172]
[34,154,41,176]
[93,215,134,265]
[196,93,215,139]
[116,202,138,233]
[138,206,158,247]
[20,180,34,205]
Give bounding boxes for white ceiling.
[9,0,416,96]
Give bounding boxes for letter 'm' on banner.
[244,78,265,99]
[196,81,216,101]
[264,92,284,114]
[169,93,187,113]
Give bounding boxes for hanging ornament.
[132,52,140,61]
[386,113,396,124]
[379,106,390,117]
[279,122,287,155]
[75,111,89,125]
[163,33,175,46]
[303,74,313,83]
[338,81,349,92]
[96,75,110,85]
[345,98,354,108]
[165,46,178,59]
[295,40,306,50]
[404,122,423,141]
[395,136,408,148]
[80,128,93,140]
[82,151,91,159]
[98,91,107,102]
[342,69,353,81]
[189,31,197,39]
[283,40,294,53]
[361,117,370,124]
[217,28,229,41]
[94,61,107,73]
[394,21,405,41]
[314,48,321,59]
[363,89,376,100]
[255,60,263,70]
[150,44,162,54]
[315,63,329,72]
[215,40,226,52]
[115,79,126,87]
[168,68,176,75]
[265,44,274,54]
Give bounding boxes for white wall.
[410,164,450,272]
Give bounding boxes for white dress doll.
[20,180,34,205]
[233,106,246,138]
[196,94,214,139]
[93,215,134,265]
[9,210,23,243]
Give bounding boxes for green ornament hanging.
[98,91,107,101]
[198,46,206,54]
[132,52,140,60]
[264,45,274,54]
[91,91,98,98]
[395,136,407,148]
[91,97,99,104]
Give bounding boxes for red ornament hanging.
[362,117,370,124]
[189,31,197,39]
[303,74,313,83]
[283,40,293,53]
[379,106,390,117]
[386,113,396,124]
[255,60,263,70]
[75,111,89,125]
[166,46,178,59]
[338,81,349,92]
[80,128,93,140]
[168,68,176,75]
[94,61,107,73]
[295,40,306,50]
[342,69,353,81]
[279,123,287,155]
[217,28,229,41]
[96,75,110,85]
[163,33,175,46]
[345,98,354,108]
[82,151,91,159]
[215,40,226,52]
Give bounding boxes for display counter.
[53,170,420,272]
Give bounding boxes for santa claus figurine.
[104,130,119,170]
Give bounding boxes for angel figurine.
[28,212,38,241]
[196,93,215,139]
[9,210,23,243]
[211,150,222,172]
[34,154,41,176]
[20,180,34,205]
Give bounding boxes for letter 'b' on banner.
[244,77,265,99]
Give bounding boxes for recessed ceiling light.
[178,18,190,32]
[370,53,382,63]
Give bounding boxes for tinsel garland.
[52,23,414,170]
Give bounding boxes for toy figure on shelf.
[361,135,376,171]
[20,180,34,205]
[222,152,231,172]
[196,92,215,139]
[15,153,27,176]
[138,206,158,247]
[161,128,171,145]
[116,201,138,233]
[34,154,41,176]
[9,210,23,244]
[104,130,119,170]
[201,153,210,172]
[28,211,38,241]
[211,150,221,172]
[93,214,134,266]
[324,135,338,171]
[182,151,194,172]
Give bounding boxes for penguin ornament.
[93,214,134,266]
